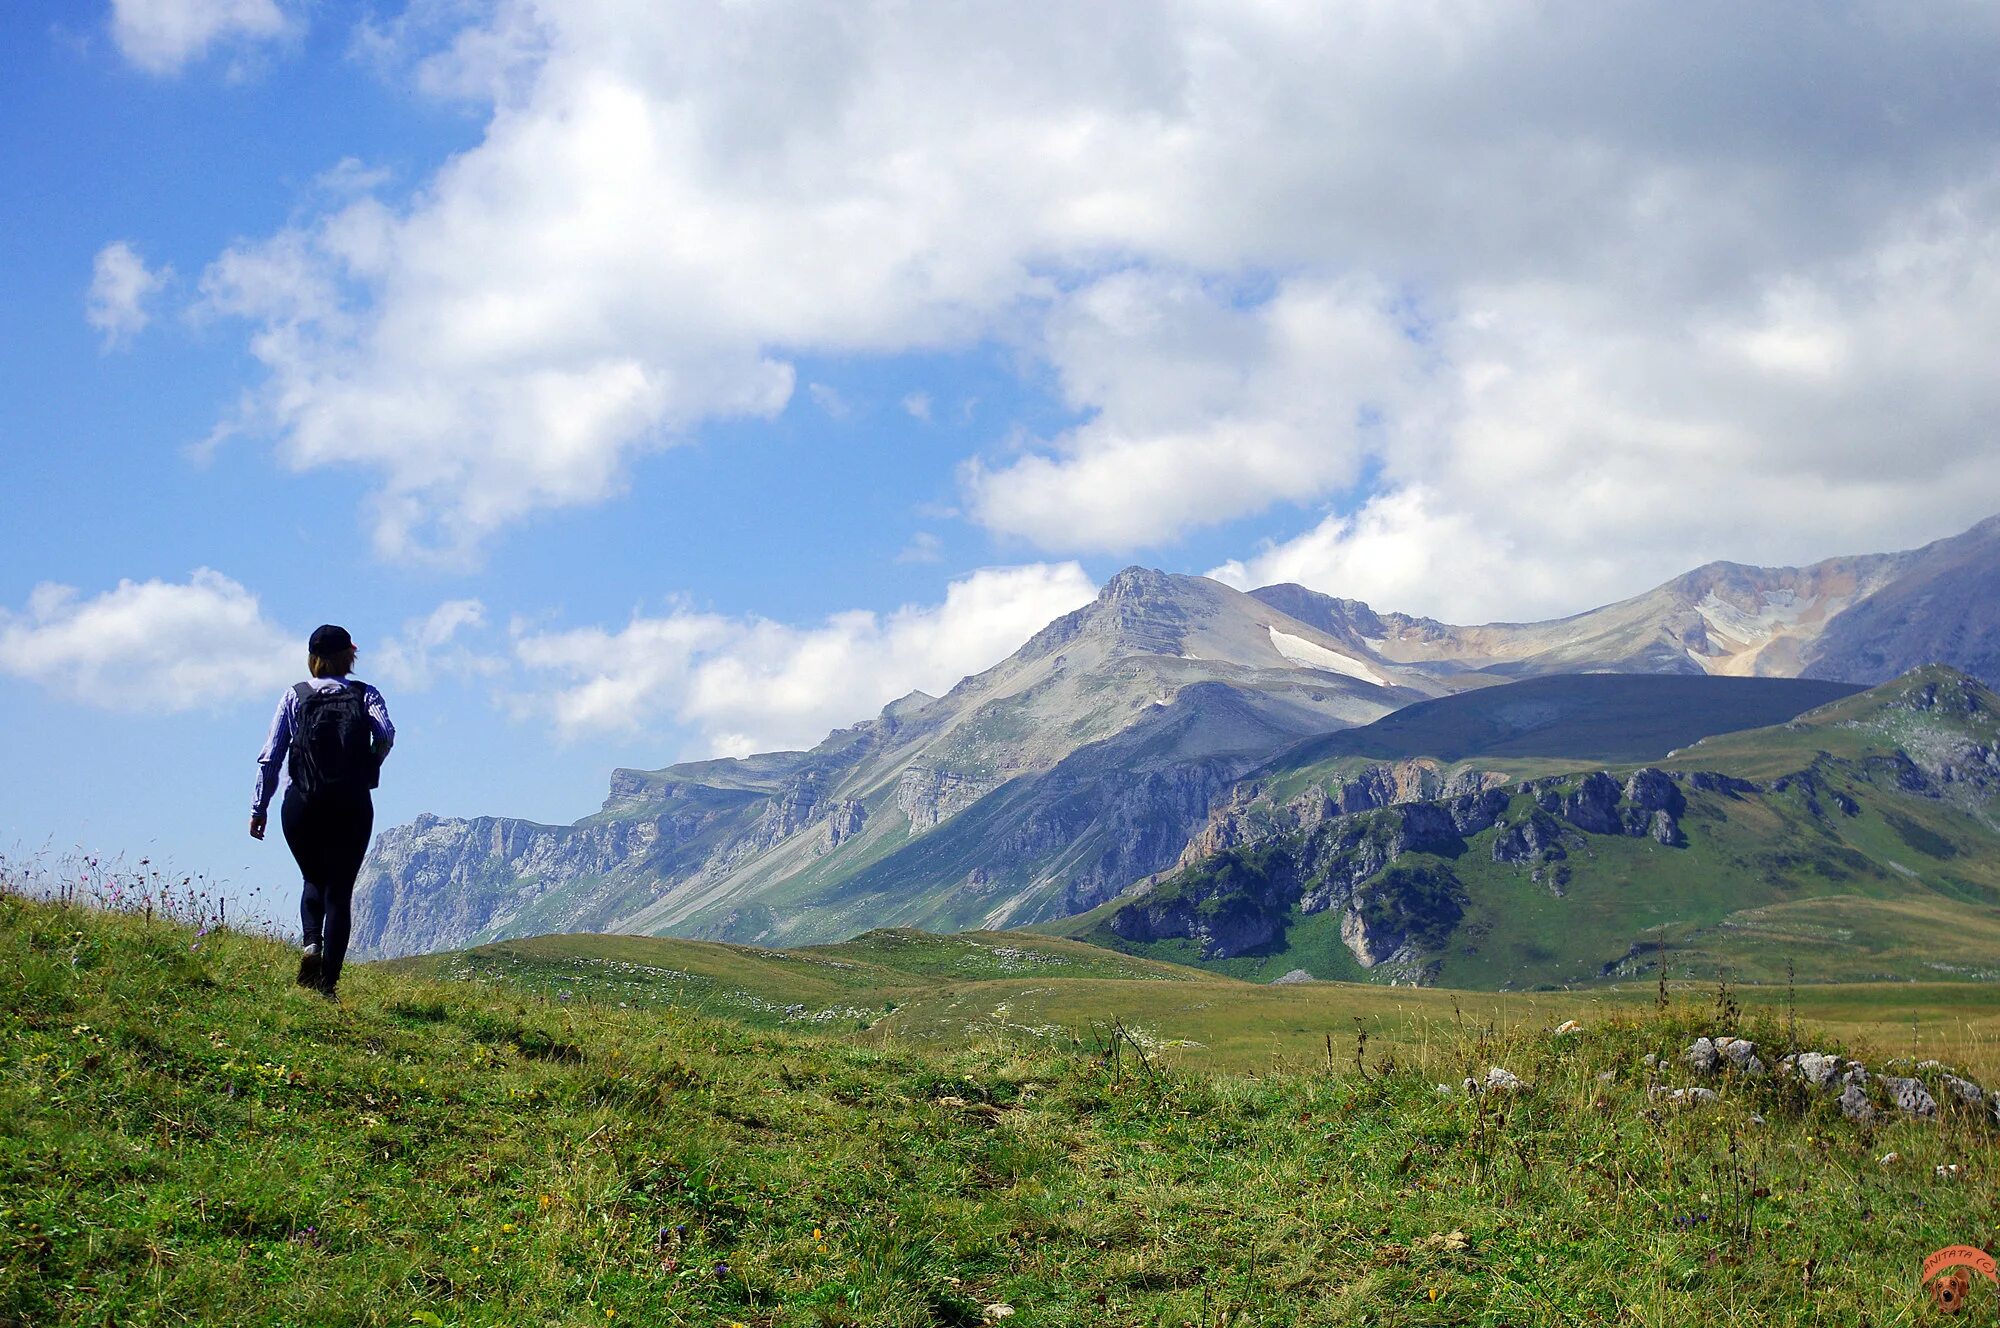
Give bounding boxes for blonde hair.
[309,648,357,679]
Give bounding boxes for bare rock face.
[1684,1038,1719,1075]
[1624,769,1686,816]
[1491,810,1566,864]
[820,801,867,853]
[895,767,998,832]
[1840,1083,1877,1124]
[1560,773,1626,835]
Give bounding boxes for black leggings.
[281,788,373,990]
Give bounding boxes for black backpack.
[288,680,376,798]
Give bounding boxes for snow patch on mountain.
[1267,627,1387,685]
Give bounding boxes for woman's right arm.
[251,689,293,836]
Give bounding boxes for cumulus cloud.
[513,562,1095,755]
[195,1,2000,599]
[108,0,292,75]
[966,270,1419,551]
[1215,181,2000,620]
[371,598,499,689]
[0,569,294,710]
[86,242,171,350]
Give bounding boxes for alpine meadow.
[8,4,2000,1325]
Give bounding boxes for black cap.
[308,624,355,656]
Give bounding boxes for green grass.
[12,892,2000,1326]
[389,923,2000,1082]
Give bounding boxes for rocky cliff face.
[1107,767,1693,979]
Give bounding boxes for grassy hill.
[11,889,2000,1326]
[1072,667,2000,991]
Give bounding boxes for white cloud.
[86,242,171,350]
[513,562,1096,755]
[807,382,849,419]
[902,392,932,422]
[1216,181,2000,620]
[895,531,944,564]
[966,270,1419,550]
[370,599,499,689]
[194,1,2000,594]
[108,0,291,75]
[0,569,294,710]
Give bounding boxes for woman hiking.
[250,624,395,998]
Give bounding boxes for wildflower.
[502,1223,517,1234]
[715,1261,730,1277]
[538,1193,553,1209]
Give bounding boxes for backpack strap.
[293,681,315,705]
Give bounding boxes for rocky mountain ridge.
[355,567,1434,957]
[356,516,2000,960]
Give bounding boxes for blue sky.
[6,1,2000,919]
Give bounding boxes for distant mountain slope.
[1251,520,2000,685]
[358,514,2000,960]
[1074,667,2000,990]
[355,569,1440,957]
[1270,674,1865,766]
[1799,514,2000,686]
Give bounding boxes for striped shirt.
[253,677,395,816]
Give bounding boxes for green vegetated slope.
[1074,667,2000,990]
[12,892,2000,1327]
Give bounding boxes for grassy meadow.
[9,889,2000,1325]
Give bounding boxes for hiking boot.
[297,943,322,989]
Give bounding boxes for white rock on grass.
[1840,1083,1877,1124]
[1717,1038,1767,1076]
[1942,1075,1985,1107]
[1885,1076,1938,1118]
[1467,1066,1525,1094]
[1684,1038,1719,1075]
[1790,1052,1843,1092]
